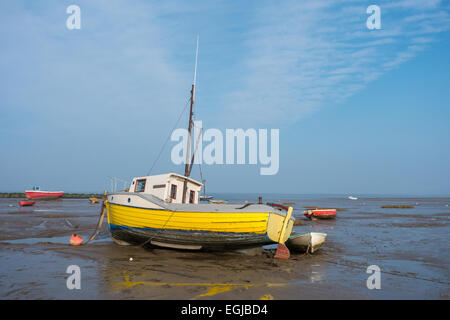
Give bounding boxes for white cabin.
[128,173,202,204]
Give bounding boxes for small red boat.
[25,186,64,200]
[303,209,337,220]
[19,200,35,207]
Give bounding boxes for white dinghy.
[286,232,327,253]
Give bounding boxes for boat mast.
[182,35,199,203]
[203,180,206,197]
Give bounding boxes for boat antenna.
[193,34,199,99]
[184,35,199,178]
[182,35,199,203]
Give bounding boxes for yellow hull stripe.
[107,202,269,234]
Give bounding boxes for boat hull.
[303,209,337,220]
[286,232,327,253]
[109,224,273,250]
[25,191,64,200]
[19,200,35,207]
[106,199,294,250]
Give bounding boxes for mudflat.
[0,196,449,299]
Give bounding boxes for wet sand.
[0,196,449,299]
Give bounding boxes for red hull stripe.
[311,210,336,216]
[25,191,64,199]
[304,209,337,217]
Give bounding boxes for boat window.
[189,190,195,204]
[170,184,177,199]
[135,179,146,192]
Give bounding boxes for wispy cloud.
[0,0,449,191]
[218,0,450,126]
[0,0,195,188]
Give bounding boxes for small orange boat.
[19,200,35,207]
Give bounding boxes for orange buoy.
[70,234,84,246]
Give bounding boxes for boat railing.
[266,202,289,211]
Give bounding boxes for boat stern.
[266,207,294,245]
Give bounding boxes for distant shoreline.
[0,193,104,199]
[0,192,448,200]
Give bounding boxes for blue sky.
[0,0,449,195]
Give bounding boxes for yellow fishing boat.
[106,173,293,250]
[104,38,294,254]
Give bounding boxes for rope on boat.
[80,192,107,245]
[74,191,174,248]
[236,203,255,209]
[137,209,178,248]
[146,97,191,176]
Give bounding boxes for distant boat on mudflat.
[19,200,35,207]
[89,197,100,204]
[25,186,64,200]
[303,209,337,220]
[199,179,213,201]
[348,196,358,200]
[209,199,228,204]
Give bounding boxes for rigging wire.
[146,97,191,176]
[191,107,204,184]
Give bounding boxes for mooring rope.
[82,194,107,245]
[138,209,178,248]
[146,97,191,176]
